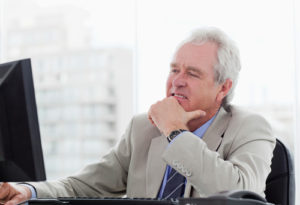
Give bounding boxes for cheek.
[190,85,216,104]
[166,78,172,95]
[166,77,173,89]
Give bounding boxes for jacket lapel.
[146,134,168,198]
[202,107,231,151]
[184,107,231,197]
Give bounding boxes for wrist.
[166,129,188,143]
[18,184,34,199]
[164,124,188,137]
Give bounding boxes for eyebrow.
[170,63,203,75]
[170,63,178,68]
[186,66,203,75]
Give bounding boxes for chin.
[180,104,190,111]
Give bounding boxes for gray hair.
[178,27,241,108]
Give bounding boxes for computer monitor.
[0,58,46,182]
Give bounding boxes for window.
[0,1,298,200]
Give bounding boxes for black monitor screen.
[0,58,46,182]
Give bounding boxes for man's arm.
[26,118,135,199]
[148,98,275,197]
[162,111,276,197]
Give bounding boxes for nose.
[172,72,187,88]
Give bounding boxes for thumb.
[186,110,206,121]
[5,194,26,205]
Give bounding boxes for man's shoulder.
[224,104,274,135]
[132,113,148,122]
[131,113,151,127]
[226,104,268,121]
[130,113,161,136]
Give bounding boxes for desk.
[26,197,271,205]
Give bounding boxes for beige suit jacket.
[29,105,276,198]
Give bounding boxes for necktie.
[161,168,186,199]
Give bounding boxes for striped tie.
[161,168,186,199]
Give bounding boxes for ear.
[216,79,232,102]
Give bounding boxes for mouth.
[171,93,188,100]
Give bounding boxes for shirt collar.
[193,114,217,138]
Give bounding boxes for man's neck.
[188,107,220,132]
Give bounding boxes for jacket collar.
[202,106,231,151]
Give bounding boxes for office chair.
[265,139,295,205]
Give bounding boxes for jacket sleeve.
[161,113,276,197]
[27,118,134,198]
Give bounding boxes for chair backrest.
[265,139,295,205]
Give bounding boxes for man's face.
[166,42,223,115]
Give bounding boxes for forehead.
[173,42,218,68]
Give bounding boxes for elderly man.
[0,27,275,205]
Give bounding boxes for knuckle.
[148,107,154,114]
[6,200,16,205]
[8,196,24,205]
[15,195,24,201]
[156,100,162,104]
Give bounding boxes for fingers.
[0,184,3,204]
[187,110,206,121]
[147,110,155,126]
[0,183,10,201]
[148,102,161,126]
[5,195,26,205]
[148,114,155,125]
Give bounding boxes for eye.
[187,71,199,78]
[170,68,179,74]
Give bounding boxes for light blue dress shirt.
[157,115,216,198]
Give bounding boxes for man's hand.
[148,97,206,136]
[0,182,31,205]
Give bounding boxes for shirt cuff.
[19,184,37,199]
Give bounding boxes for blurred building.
[1,0,295,180]
[3,6,133,179]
